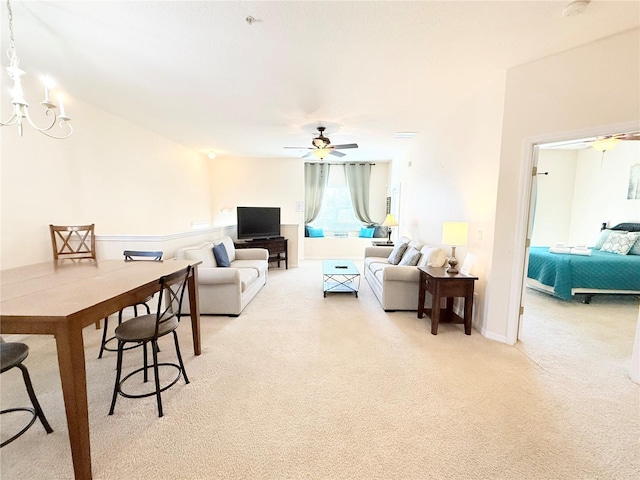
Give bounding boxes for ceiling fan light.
[591,137,620,152]
[313,148,330,160]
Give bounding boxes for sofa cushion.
[238,268,259,292]
[182,242,216,267]
[399,246,421,266]
[232,259,268,277]
[213,243,231,267]
[387,242,408,265]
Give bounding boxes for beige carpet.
[1,261,638,479]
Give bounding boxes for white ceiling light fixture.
[393,132,418,139]
[207,151,217,159]
[312,148,331,160]
[562,0,590,17]
[591,137,620,152]
[0,0,72,139]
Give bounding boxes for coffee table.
[323,260,360,297]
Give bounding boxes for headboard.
[611,223,640,232]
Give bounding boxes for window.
[310,165,363,234]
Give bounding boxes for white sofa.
[364,237,447,311]
[175,236,268,316]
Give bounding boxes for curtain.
[304,163,330,224]
[344,163,375,225]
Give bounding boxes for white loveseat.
[364,237,447,311]
[175,236,268,316]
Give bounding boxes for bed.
[526,223,640,303]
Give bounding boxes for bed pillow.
[398,247,421,266]
[594,229,623,249]
[629,238,640,256]
[387,242,409,265]
[600,231,640,255]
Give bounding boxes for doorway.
[515,131,640,376]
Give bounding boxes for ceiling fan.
[284,126,358,160]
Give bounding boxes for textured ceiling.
[2,1,639,161]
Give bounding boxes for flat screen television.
[237,206,281,240]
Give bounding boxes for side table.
[417,266,478,335]
[371,240,394,246]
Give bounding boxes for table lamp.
[442,222,468,274]
[381,214,398,243]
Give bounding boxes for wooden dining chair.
[49,224,96,260]
[0,338,53,448]
[109,265,192,418]
[98,250,164,359]
[49,224,101,329]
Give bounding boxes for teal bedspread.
[527,247,640,300]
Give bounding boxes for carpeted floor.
[1,261,639,479]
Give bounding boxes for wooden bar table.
[0,259,202,480]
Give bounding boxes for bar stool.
[98,250,163,358]
[0,340,53,447]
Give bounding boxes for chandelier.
[1,0,72,139]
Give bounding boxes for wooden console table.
[234,238,288,269]
[417,266,478,335]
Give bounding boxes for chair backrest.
[153,266,192,338]
[123,250,163,261]
[49,224,96,260]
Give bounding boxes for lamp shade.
[442,222,468,246]
[381,214,398,227]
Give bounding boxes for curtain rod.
[305,162,376,166]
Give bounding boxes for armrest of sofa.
[235,248,269,261]
[197,267,241,285]
[383,266,421,282]
[364,246,393,258]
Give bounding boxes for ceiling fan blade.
[619,133,640,140]
[329,150,346,157]
[284,146,312,149]
[302,152,313,158]
[331,143,358,149]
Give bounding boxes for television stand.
[234,238,288,269]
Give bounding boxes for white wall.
[1,88,212,269]
[489,28,640,344]
[389,73,506,335]
[532,142,640,247]
[209,155,306,259]
[531,150,578,246]
[570,142,640,241]
[209,157,390,261]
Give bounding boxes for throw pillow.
[308,227,324,238]
[629,237,640,256]
[212,243,231,267]
[387,242,408,265]
[399,247,421,266]
[600,231,640,255]
[359,227,375,238]
[417,246,447,268]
